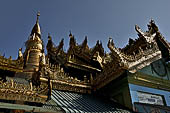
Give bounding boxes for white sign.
[137,92,164,105]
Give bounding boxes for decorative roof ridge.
[107,37,161,72]
[0,76,49,103]
[0,55,23,72]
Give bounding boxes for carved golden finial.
[48,33,52,41]
[150,17,155,23]
[108,37,114,46]
[69,30,72,37]
[18,48,23,58]
[31,11,41,35]
[109,37,112,42]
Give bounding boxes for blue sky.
[0,0,170,58]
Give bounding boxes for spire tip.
[36,11,40,23]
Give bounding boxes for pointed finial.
[150,17,154,22]
[69,30,72,37]
[48,33,52,40]
[30,11,41,36]
[85,36,87,40]
[96,40,100,45]
[36,11,40,23]
[149,18,155,25]
[108,37,114,46]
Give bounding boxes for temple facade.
[0,13,170,113]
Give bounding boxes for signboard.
[137,91,164,106]
[134,102,170,113]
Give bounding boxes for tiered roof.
[0,13,169,112]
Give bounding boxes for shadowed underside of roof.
[51,90,132,113]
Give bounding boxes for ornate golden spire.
[31,12,41,36]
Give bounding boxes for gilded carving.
[0,13,170,106]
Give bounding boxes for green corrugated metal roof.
[52,90,132,113]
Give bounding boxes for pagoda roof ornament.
[31,12,41,36]
[69,30,73,37]
[48,33,52,40]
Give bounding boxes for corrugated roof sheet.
[43,97,63,112]
[52,90,132,113]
